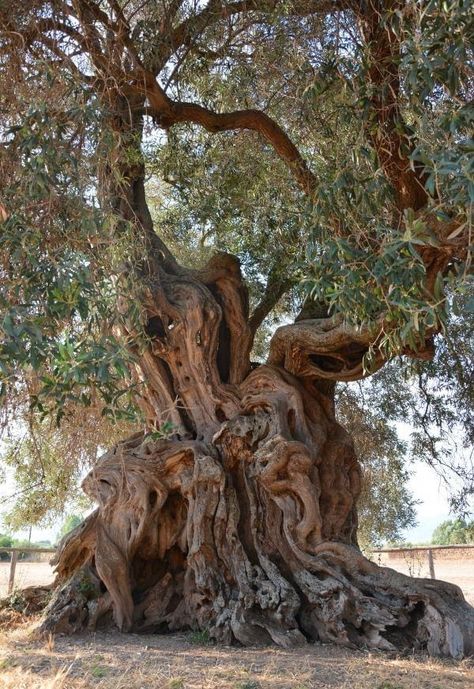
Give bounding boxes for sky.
[395,421,451,543]
[402,460,451,543]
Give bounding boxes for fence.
[0,547,56,595]
[370,543,474,580]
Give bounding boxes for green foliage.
[0,534,54,560]
[58,514,83,540]
[77,574,98,598]
[0,534,13,561]
[297,1,473,350]
[431,519,474,545]
[146,421,176,442]
[349,283,474,513]
[303,218,440,360]
[401,2,474,210]
[187,629,212,645]
[0,93,144,424]
[90,664,108,679]
[337,389,418,549]
[234,680,260,689]
[1,590,27,612]
[168,679,184,689]
[1,401,136,529]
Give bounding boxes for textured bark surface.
[41,256,474,659]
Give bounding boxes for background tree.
[0,0,473,657]
[58,514,84,541]
[0,535,13,561]
[432,519,474,545]
[336,389,418,549]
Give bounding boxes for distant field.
[1,552,473,605]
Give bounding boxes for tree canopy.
[0,0,472,530]
[432,518,474,545]
[58,513,84,540]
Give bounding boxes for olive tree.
[0,0,473,656]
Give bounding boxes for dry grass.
[0,616,472,689]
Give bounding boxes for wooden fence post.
[427,548,435,579]
[8,550,18,594]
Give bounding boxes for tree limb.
[355,2,429,211]
[267,315,385,382]
[141,86,318,196]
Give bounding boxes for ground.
[1,555,473,688]
[0,615,473,689]
[0,563,53,596]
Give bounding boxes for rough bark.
[41,257,474,659]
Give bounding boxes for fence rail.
[0,546,56,595]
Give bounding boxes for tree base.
[40,544,474,658]
[39,366,474,658]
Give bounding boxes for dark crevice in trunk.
[382,601,426,649]
[207,283,232,384]
[175,395,197,438]
[216,316,231,384]
[146,316,166,340]
[158,356,196,436]
[235,465,260,567]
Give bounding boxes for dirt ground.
[0,563,55,598]
[1,557,473,689]
[0,614,473,689]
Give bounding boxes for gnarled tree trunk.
[41,249,474,659]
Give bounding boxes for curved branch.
[143,94,318,196]
[268,313,437,382]
[174,103,317,194]
[268,315,384,381]
[8,3,320,199]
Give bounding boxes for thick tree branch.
[355,1,429,211]
[170,102,318,196]
[140,83,318,196]
[268,315,384,382]
[6,3,320,199]
[268,312,436,383]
